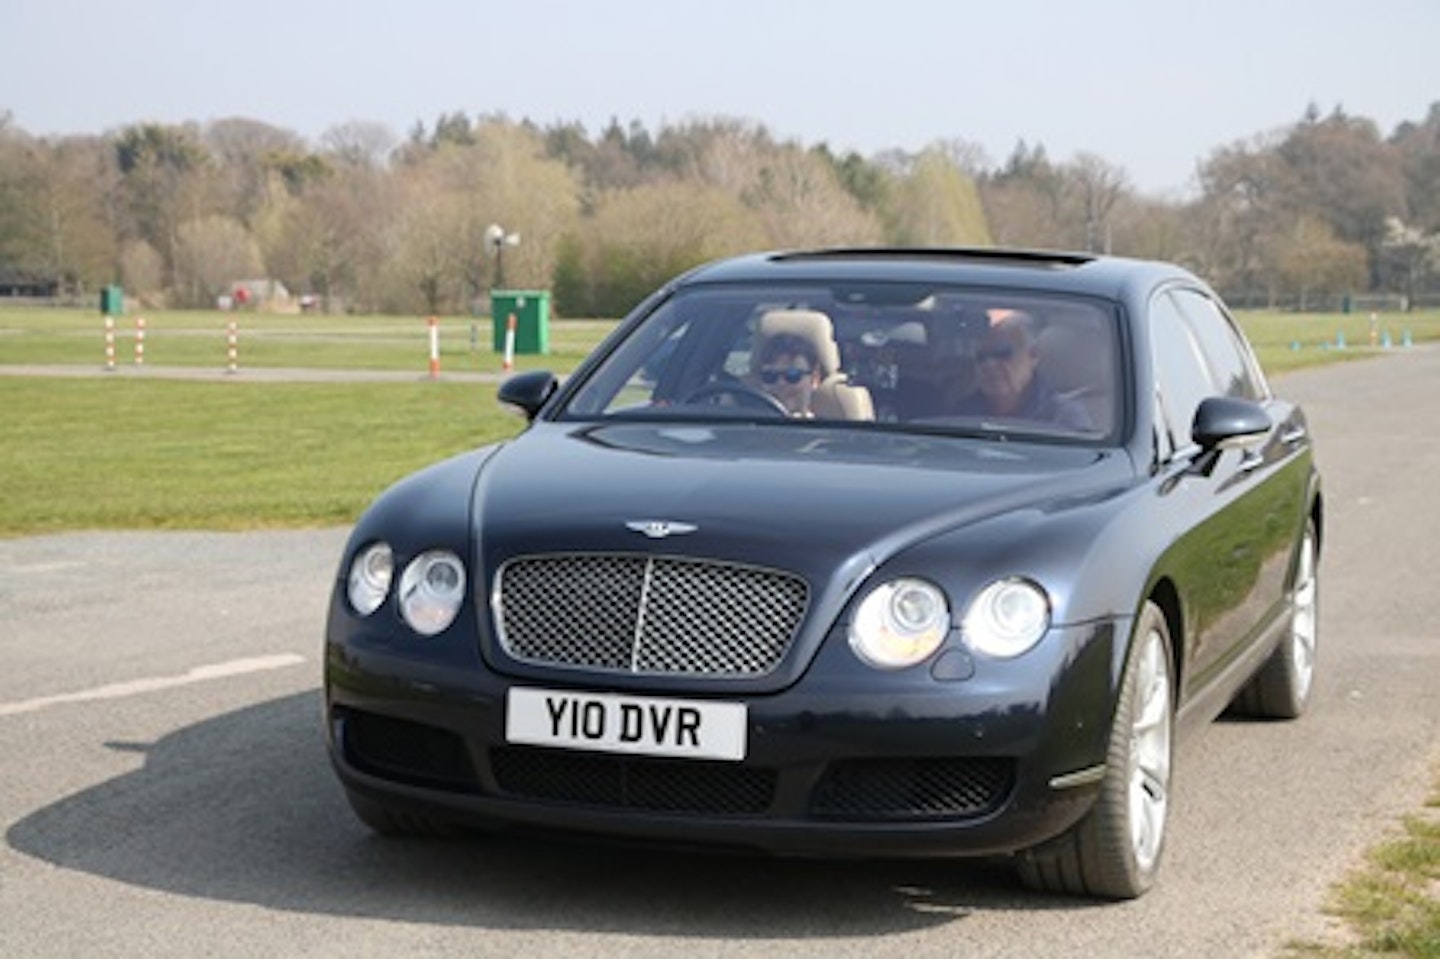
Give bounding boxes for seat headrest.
[752,309,840,378]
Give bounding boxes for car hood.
[474,422,1132,586]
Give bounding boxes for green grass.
[0,377,528,535]
[1283,770,1440,958]
[1236,309,1440,375]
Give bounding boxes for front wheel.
[1230,520,1319,719]
[1016,601,1175,899]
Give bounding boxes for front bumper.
[323,616,1124,859]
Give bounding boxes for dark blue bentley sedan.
[324,248,1322,898]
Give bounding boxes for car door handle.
[1281,426,1307,445]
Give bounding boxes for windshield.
[562,283,1121,442]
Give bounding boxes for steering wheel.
[683,381,789,417]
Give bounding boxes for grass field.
[0,376,521,533]
[1239,309,1440,374]
[2,303,1438,536]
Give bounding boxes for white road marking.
[0,654,306,717]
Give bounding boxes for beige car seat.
[751,309,874,420]
[1035,316,1115,433]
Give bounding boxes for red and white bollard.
[427,316,441,379]
[135,316,146,366]
[226,320,239,374]
[103,316,116,371]
[502,313,517,371]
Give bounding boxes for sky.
[2,0,1437,197]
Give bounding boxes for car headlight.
[962,578,1051,658]
[346,542,393,616]
[398,550,467,636]
[849,577,951,669]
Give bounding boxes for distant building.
[0,269,60,299]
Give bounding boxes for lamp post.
[484,223,520,291]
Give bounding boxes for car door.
[1148,287,1310,700]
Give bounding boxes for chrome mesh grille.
[495,554,808,677]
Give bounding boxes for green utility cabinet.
[100,285,124,315]
[491,290,551,355]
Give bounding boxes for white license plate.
[505,688,747,761]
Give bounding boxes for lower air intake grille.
[809,757,1014,820]
[491,747,776,815]
[339,708,480,792]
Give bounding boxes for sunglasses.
[760,366,813,385]
[976,344,1018,363]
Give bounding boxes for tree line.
[1,102,1438,317]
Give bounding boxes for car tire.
[1230,520,1319,720]
[1016,601,1174,899]
[346,791,457,838]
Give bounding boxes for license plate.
[505,688,747,761]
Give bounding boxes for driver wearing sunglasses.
[756,333,822,417]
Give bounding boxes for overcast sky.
[2,0,1436,196]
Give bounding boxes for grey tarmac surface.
[1,349,1437,958]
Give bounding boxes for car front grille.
[494,554,809,677]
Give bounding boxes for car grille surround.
[494,553,809,678]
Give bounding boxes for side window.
[1148,293,1213,454]
[1170,289,1265,401]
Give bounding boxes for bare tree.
[884,145,991,246]
[322,121,398,170]
[1275,108,1405,287]
[203,118,307,225]
[1070,152,1128,253]
[0,132,115,294]
[566,180,765,316]
[112,123,214,284]
[1382,216,1440,309]
[172,215,263,308]
[118,239,164,303]
[1271,215,1368,309]
[747,147,882,248]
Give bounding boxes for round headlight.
[398,550,467,636]
[346,542,393,616]
[849,577,951,669]
[962,578,1051,658]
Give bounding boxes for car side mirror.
[1191,396,1271,452]
[498,370,559,421]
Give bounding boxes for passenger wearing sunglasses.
[755,333,823,417]
[952,312,1092,431]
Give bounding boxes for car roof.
[674,248,1202,303]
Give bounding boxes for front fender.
[342,445,501,566]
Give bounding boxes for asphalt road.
[2,348,1438,958]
